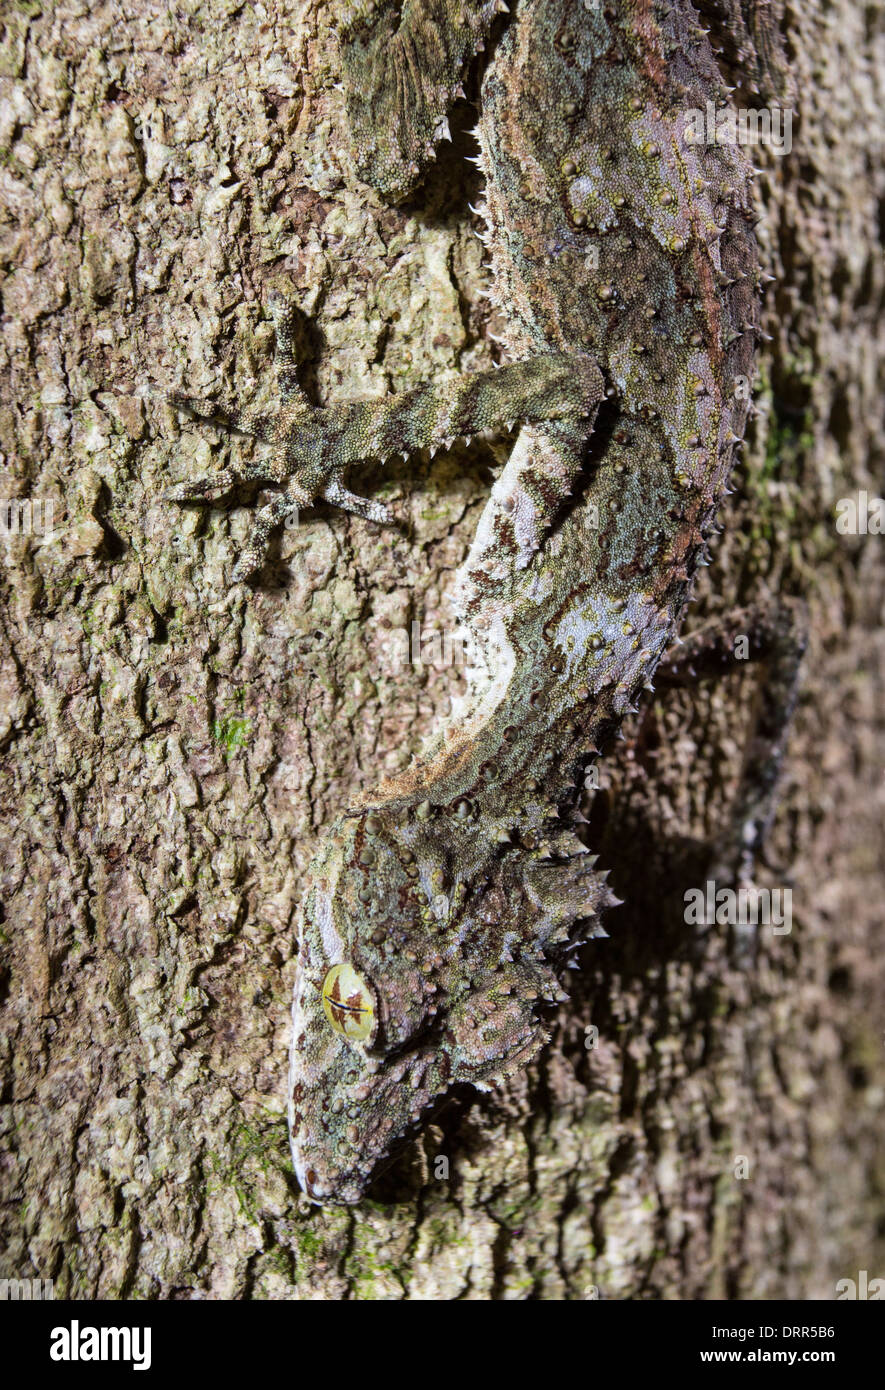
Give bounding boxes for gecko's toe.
[167,390,221,421]
[165,468,238,504]
[230,493,302,582]
[322,478,394,524]
[168,390,275,441]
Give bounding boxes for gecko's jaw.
[291,1147,363,1207]
[289,1038,450,1206]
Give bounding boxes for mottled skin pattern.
[170,1,790,1204]
[168,300,601,581]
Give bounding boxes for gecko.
[168,0,804,1204]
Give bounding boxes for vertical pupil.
[321,963,375,1042]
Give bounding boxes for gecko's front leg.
[167,295,604,580]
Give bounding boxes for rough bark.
[0,0,882,1299]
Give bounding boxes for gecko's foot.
[226,479,393,582]
[165,296,395,578]
[231,493,302,583]
[166,294,604,580]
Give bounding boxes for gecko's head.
[288,809,557,1205]
[288,811,441,1204]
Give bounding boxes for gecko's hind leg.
[339,0,502,202]
[656,598,808,884]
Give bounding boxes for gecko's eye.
[321,963,377,1044]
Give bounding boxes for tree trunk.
[0,0,882,1299]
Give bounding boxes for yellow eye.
[321,963,376,1043]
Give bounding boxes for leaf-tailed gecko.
[168,0,804,1204]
